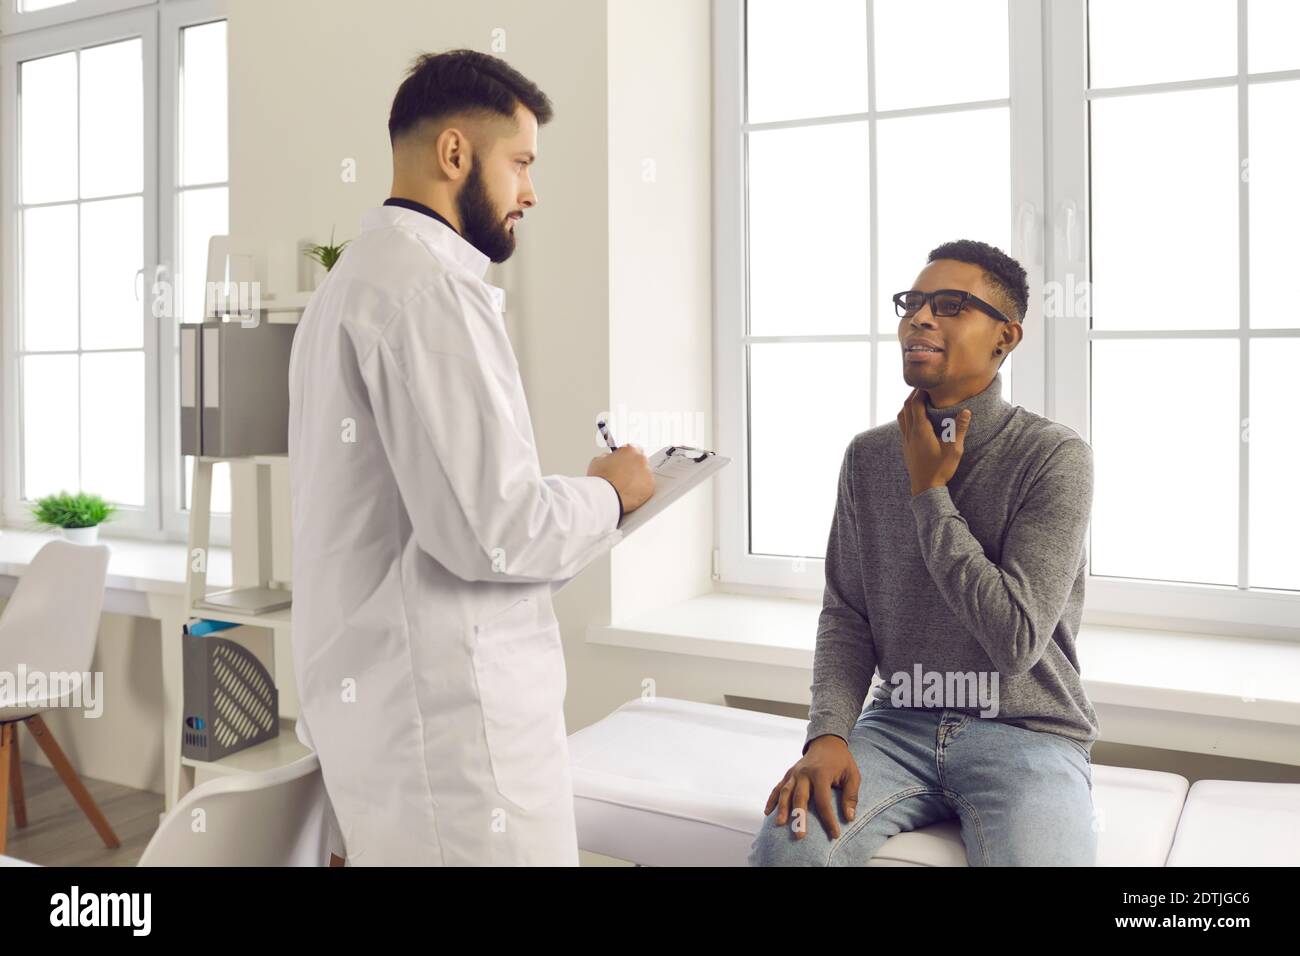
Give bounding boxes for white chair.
[0,540,118,856]
[138,751,345,866]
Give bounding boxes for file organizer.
[182,620,280,762]
[179,318,296,457]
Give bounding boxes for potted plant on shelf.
[29,491,116,544]
[303,227,350,274]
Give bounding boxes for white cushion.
[1092,763,1189,866]
[570,697,1188,866]
[1166,780,1300,866]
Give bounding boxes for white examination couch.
[569,697,1300,867]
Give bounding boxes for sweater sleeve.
[908,437,1094,677]
[804,439,878,755]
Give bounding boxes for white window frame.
[159,0,228,542]
[1046,0,1300,637]
[713,0,1047,597]
[0,0,153,36]
[1,7,160,535]
[0,0,229,544]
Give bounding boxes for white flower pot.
[62,525,99,545]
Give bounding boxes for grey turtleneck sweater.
[804,371,1099,755]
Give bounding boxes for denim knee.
[748,809,834,867]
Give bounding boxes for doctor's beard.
[457,157,516,263]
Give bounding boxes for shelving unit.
[175,333,308,798]
[179,726,307,778]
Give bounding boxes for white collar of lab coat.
[360,204,490,280]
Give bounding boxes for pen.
[596,418,618,451]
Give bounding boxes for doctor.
[287,49,654,865]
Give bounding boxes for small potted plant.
[303,227,350,274]
[30,491,116,544]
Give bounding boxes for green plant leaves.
[29,491,116,529]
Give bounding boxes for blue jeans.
[748,703,1096,866]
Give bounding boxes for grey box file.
[180,318,296,457]
[182,626,280,762]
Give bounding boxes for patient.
[749,239,1098,866]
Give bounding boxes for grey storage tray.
[182,628,279,762]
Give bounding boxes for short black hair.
[388,49,554,143]
[926,239,1029,323]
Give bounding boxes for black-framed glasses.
[892,288,1012,324]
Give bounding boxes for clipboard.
[550,443,731,595]
[617,444,731,536]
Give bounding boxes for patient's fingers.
[765,773,788,816]
[774,773,796,826]
[839,762,861,823]
[811,774,841,840]
[790,775,812,839]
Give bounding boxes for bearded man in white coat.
[287,49,654,865]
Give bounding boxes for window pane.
[183,455,231,514]
[23,354,79,500]
[1248,81,1300,330]
[747,0,867,124]
[22,204,79,352]
[81,196,143,350]
[1090,339,1238,586]
[1088,0,1236,88]
[20,52,78,205]
[749,342,869,557]
[1247,0,1300,74]
[179,187,229,323]
[181,21,229,186]
[1249,338,1300,590]
[873,0,1008,111]
[876,107,1010,324]
[80,38,143,199]
[748,122,869,336]
[1090,88,1237,331]
[81,351,145,506]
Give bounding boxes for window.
[718,0,1300,633]
[1048,0,1300,630]
[1,0,230,542]
[715,0,1044,591]
[1,0,154,36]
[172,16,231,527]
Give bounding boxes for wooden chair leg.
[0,724,11,856]
[24,715,120,849]
[8,723,25,829]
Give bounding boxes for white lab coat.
[287,204,622,865]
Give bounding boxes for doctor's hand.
[764,734,861,840]
[897,387,971,497]
[587,445,655,514]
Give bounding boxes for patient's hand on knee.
[763,735,861,840]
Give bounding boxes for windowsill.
[587,591,1300,736]
[0,527,231,596]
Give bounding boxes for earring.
[995,348,1003,354]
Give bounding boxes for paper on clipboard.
[616,445,731,536]
[549,445,730,595]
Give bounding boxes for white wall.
[224,0,791,738]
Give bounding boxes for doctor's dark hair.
[388,49,554,143]
[927,239,1030,323]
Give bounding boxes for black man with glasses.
[750,239,1099,867]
